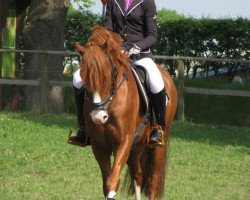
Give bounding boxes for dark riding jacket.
[104,0,157,58]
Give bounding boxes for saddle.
[132,64,169,143]
[132,65,150,111]
[131,65,152,142]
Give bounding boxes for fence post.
[177,60,185,122]
[40,54,48,113]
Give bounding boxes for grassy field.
[0,112,249,200]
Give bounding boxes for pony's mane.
[81,26,130,93]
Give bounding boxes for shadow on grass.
[185,94,250,127]
[171,121,250,148]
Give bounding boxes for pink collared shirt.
[125,0,134,11]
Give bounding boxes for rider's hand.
[127,44,141,57]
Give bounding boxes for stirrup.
[146,124,166,148]
[67,126,89,147]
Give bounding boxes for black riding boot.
[68,86,91,147]
[149,88,167,145]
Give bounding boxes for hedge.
[155,18,250,77]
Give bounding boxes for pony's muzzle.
[90,109,109,124]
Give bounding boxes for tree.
[22,0,93,113]
[65,5,101,51]
[157,9,185,24]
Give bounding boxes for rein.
[91,54,131,110]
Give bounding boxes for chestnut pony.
[75,27,177,200]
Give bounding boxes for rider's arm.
[134,0,158,51]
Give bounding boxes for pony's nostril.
[90,110,109,124]
[103,115,108,121]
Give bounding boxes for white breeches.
[73,68,82,89]
[73,57,165,94]
[134,57,164,94]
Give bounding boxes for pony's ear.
[106,35,118,52]
[106,32,123,52]
[75,43,86,55]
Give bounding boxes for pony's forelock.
[81,26,130,93]
[81,46,108,93]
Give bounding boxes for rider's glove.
[127,44,141,57]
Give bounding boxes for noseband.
[91,54,131,111]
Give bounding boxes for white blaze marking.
[93,91,101,103]
[166,95,168,106]
[90,91,109,124]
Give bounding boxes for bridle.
[86,44,150,142]
[91,54,131,111]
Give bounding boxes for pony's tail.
[122,142,169,199]
[141,142,169,199]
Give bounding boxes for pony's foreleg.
[92,145,112,197]
[106,136,133,199]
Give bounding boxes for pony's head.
[75,26,130,124]
[75,26,130,93]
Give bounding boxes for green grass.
[0,112,249,199]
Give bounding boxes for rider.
[69,0,166,146]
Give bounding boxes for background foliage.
[65,5,101,51]
[155,18,250,77]
[64,8,250,78]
